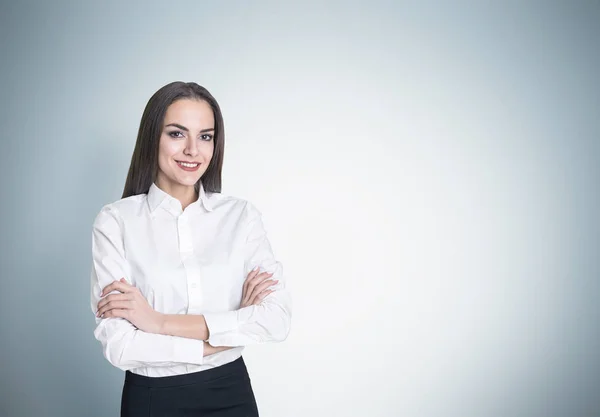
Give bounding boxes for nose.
[183,136,199,157]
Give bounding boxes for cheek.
[202,142,215,161]
[162,139,181,156]
[158,140,179,163]
[156,146,176,177]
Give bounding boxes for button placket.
[186,261,202,313]
[178,215,193,255]
[178,214,203,313]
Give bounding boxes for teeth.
[178,161,199,168]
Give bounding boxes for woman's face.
[156,98,215,192]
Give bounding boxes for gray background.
[1,1,599,416]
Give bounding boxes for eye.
[168,131,184,138]
[200,134,213,141]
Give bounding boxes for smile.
[176,161,200,171]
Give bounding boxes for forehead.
[164,99,214,127]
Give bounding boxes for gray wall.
[1,1,598,416]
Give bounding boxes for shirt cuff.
[173,336,205,365]
[203,310,239,344]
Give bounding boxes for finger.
[243,272,272,303]
[249,271,273,288]
[101,281,123,297]
[246,279,275,306]
[248,278,277,303]
[242,268,263,303]
[254,278,278,296]
[97,300,132,317]
[246,269,271,284]
[250,289,275,306]
[242,267,261,294]
[255,289,275,303]
[101,280,132,297]
[97,293,132,310]
[259,289,275,301]
[101,308,129,319]
[98,300,132,317]
[245,266,261,280]
[241,284,252,306]
[248,273,274,295]
[242,272,274,305]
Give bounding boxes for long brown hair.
[122,81,224,198]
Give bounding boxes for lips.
[176,160,200,171]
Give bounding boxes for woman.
[89,81,292,416]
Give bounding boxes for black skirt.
[120,356,259,417]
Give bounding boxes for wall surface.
[0,1,598,416]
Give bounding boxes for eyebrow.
[165,123,215,133]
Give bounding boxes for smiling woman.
[90,81,292,417]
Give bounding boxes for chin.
[179,178,201,186]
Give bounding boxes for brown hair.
[122,81,224,198]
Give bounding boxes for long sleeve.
[203,201,292,346]
[90,205,205,371]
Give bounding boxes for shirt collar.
[147,181,213,214]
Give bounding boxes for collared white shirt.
[90,181,292,377]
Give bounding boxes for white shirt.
[90,181,292,377]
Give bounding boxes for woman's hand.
[96,278,164,334]
[203,341,233,357]
[204,268,276,357]
[241,267,278,308]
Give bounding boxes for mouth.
[175,160,201,171]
